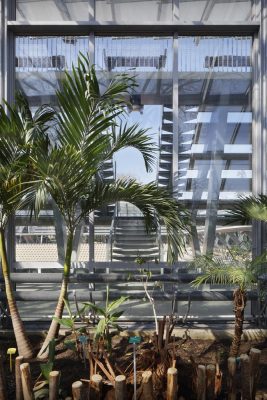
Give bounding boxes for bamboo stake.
[0,355,7,400]
[141,371,153,400]
[20,363,34,400]
[115,375,126,400]
[167,367,178,400]
[227,357,236,400]
[206,364,215,400]
[196,365,206,400]
[72,381,85,400]
[249,348,261,399]
[90,374,103,400]
[49,371,60,400]
[240,354,250,400]
[15,356,24,400]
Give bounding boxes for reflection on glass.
[95,0,173,23]
[96,37,173,184]
[176,36,252,258]
[16,0,89,21]
[179,0,252,22]
[16,36,89,107]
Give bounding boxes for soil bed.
[1,332,267,399]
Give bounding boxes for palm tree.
[227,194,267,225]
[191,245,264,356]
[28,54,190,358]
[0,94,54,358]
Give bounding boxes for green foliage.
[83,290,128,351]
[227,194,267,225]
[39,339,56,380]
[191,244,267,291]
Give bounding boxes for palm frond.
[79,178,190,262]
[227,194,267,224]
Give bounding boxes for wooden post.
[72,381,85,400]
[90,374,103,400]
[196,365,206,400]
[240,354,250,400]
[115,375,126,400]
[49,371,60,400]
[0,355,7,400]
[141,371,153,400]
[206,364,215,400]
[249,348,261,399]
[15,356,24,400]
[167,367,178,400]
[227,357,236,400]
[20,363,34,400]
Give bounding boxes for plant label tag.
[79,335,88,344]
[129,336,141,344]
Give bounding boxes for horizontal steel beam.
[8,21,260,36]
[0,290,257,301]
[0,272,199,283]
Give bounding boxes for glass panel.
[179,0,252,22]
[95,0,173,23]
[96,37,173,185]
[15,36,92,265]
[16,0,89,21]
[176,36,252,259]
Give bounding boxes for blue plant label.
[129,336,141,344]
[79,335,88,344]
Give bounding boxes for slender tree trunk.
[229,288,247,357]
[0,229,34,358]
[37,231,73,359]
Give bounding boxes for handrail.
[107,201,118,262]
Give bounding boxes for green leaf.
[53,317,74,329]
[96,319,106,337]
[107,296,128,313]
[64,339,77,351]
[40,362,53,380]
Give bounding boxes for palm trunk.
[229,288,247,357]
[0,229,34,358]
[37,231,73,359]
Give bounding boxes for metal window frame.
[1,1,266,321]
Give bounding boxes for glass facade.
[1,0,264,320]
[177,36,252,257]
[16,0,252,22]
[16,0,89,21]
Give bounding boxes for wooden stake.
[240,354,250,400]
[20,363,34,400]
[206,364,215,400]
[72,381,85,400]
[141,371,153,400]
[196,365,206,400]
[167,367,178,400]
[49,371,60,400]
[15,356,24,400]
[249,348,261,399]
[227,357,236,400]
[0,355,7,400]
[115,375,126,400]
[90,374,103,400]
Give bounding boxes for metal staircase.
[111,203,159,262]
[158,105,173,189]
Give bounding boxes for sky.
[114,105,162,183]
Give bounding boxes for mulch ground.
[1,332,267,399]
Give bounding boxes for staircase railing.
[107,202,118,262]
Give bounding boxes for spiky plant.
[191,245,265,356]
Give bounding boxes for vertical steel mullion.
[173,0,179,22]
[172,33,179,198]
